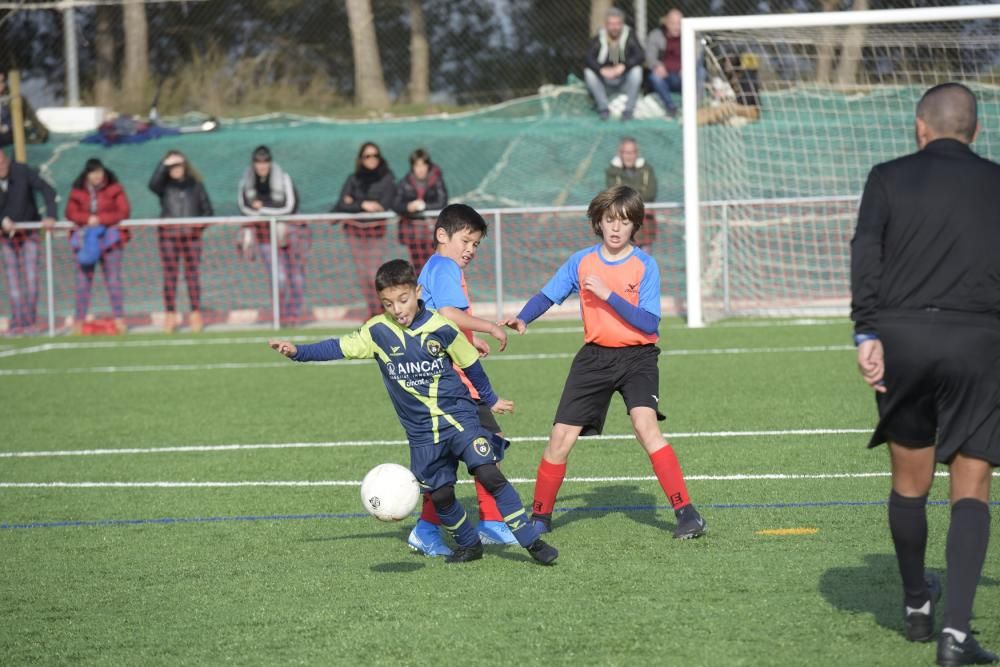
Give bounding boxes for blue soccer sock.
[491,482,542,548]
[434,499,480,548]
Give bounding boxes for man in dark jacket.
[851,83,1000,666]
[605,137,657,249]
[0,149,57,333]
[584,8,644,121]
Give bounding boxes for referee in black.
[852,82,999,666]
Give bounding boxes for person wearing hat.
[236,145,308,326]
[65,158,131,334]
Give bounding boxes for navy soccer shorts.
[409,426,510,492]
[869,310,1000,466]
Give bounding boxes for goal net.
[681,5,1000,326]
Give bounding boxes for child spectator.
[149,150,213,333]
[393,148,447,273]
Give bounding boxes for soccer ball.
[360,463,420,522]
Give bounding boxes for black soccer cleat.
[531,513,552,534]
[904,572,942,642]
[526,539,558,565]
[673,504,707,540]
[937,633,998,666]
[444,542,484,564]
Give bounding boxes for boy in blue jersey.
[412,204,519,553]
[504,186,706,540]
[270,259,558,565]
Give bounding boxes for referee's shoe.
[905,572,941,642]
[937,632,998,666]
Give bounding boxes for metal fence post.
[268,218,281,330]
[45,229,55,337]
[721,203,731,318]
[493,210,504,321]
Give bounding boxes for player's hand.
[269,339,297,358]
[488,323,509,352]
[582,275,612,301]
[856,339,886,393]
[472,335,491,358]
[500,317,526,334]
[491,397,514,414]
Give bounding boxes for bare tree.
[94,4,115,108]
[346,0,390,110]
[408,0,429,104]
[589,0,613,36]
[836,0,869,87]
[122,0,150,113]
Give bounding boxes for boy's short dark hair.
[375,259,418,292]
[587,185,645,240]
[434,203,487,244]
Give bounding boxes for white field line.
[2,471,996,489]
[0,428,872,459]
[0,319,845,358]
[0,344,853,377]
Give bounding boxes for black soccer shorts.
[869,311,1000,466]
[553,343,666,437]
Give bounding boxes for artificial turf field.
[1,318,997,666]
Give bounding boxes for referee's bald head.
[916,83,978,143]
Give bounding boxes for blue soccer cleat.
[407,519,453,557]
[477,520,518,545]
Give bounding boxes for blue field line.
[4,498,998,531]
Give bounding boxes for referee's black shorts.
[553,343,666,437]
[870,310,1000,466]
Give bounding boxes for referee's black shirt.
[851,138,1000,335]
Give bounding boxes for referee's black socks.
[944,498,991,635]
[888,490,929,609]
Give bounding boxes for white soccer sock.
[943,628,968,644]
[905,601,931,616]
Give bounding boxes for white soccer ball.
[360,463,421,522]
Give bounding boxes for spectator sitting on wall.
[645,9,685,119]
[697,53,761,126]
[605,137,657,250]
[0,71,49,147]
[584,7,644,121]
[393,148,448,273]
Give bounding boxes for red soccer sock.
[650,444,691,510]
[475,479,504,522]
[532,458,567,516]
[419,493,441,524]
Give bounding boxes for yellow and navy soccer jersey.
[295,304,487,445]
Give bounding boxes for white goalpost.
[681,4,1000,327]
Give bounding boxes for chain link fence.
[2,0,984,116]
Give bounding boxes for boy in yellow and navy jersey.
[270,259,558,565]
[504,185,706,540]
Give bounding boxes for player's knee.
[429,485,457,510]
[473,464,507,495]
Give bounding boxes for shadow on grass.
[819,553,1000,634]
[370,561,426,573]
[550,484,676,534]
[301,525,411,543]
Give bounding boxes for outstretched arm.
[502,292,555,333]
[269,338,345,362]
[438,306,507,352]
[463,361,513,414]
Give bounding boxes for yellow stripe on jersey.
[399,375,464,444]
